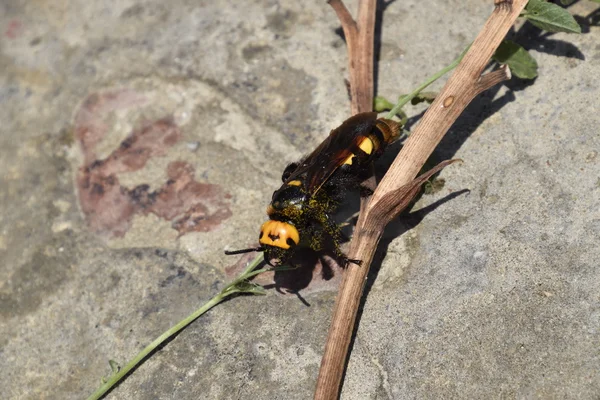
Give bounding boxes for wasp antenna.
[224,247,264,255]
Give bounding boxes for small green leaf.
[410,91,437,105]
[492,40,538,79]
[374,96,407,124]
[109,360,121,374]
[396,109,408,127]
[523,0,581,33]
[374,96,395,112]
[423,178,446,195]
[233,281,266,295]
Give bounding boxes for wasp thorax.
[259,220,300,250]
[270,185,307,211]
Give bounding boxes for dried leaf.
[370,159,462,226]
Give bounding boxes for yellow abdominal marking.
[343,137,374,165]
[287,180,302,186]
[259,220,300,249]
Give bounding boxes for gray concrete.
[1,0,599,399]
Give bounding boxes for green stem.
[87,254,266,400]
[385,45,470,120]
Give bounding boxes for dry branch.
[328,0,376,114]
[314,1,528,399]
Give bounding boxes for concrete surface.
[1,0,599,399]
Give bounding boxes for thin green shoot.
[87,253,284,400]
[385,45,470,120]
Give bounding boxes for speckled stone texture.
[1,0,599,399]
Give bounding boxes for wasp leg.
[305,224,326,253]
[346,258,362,266]
[338,211,360,230]
[322,215,345,253]
[359,185,374,197]
[335,253,362,267]
[318,213,363,267]
[317,254,335,280]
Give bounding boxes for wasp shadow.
[337,189,470,389]
[266,246,349,303]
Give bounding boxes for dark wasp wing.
[283,112,380,196]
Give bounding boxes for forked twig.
[328,0,376,115]
[315,1,527,399]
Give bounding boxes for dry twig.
[314,1,528,399]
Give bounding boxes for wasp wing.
[283,112,379,196]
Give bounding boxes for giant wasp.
[226,112,401,267]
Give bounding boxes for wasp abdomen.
[343,136,374,165]
[375,119,402,144]
[343,118,401,166]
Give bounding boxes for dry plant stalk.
[328,0,377,114]
[314,1,528,399]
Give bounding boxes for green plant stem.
[385,46,469,120]
[87,254,266,400]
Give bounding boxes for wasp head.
[259,220,299,266]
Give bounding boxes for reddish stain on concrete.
[89,118,182,175]
[5,20,22,39]
[74,89,147,163]
[157,162,232,235]
[129,161,233,236]
[74,90,232,237]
